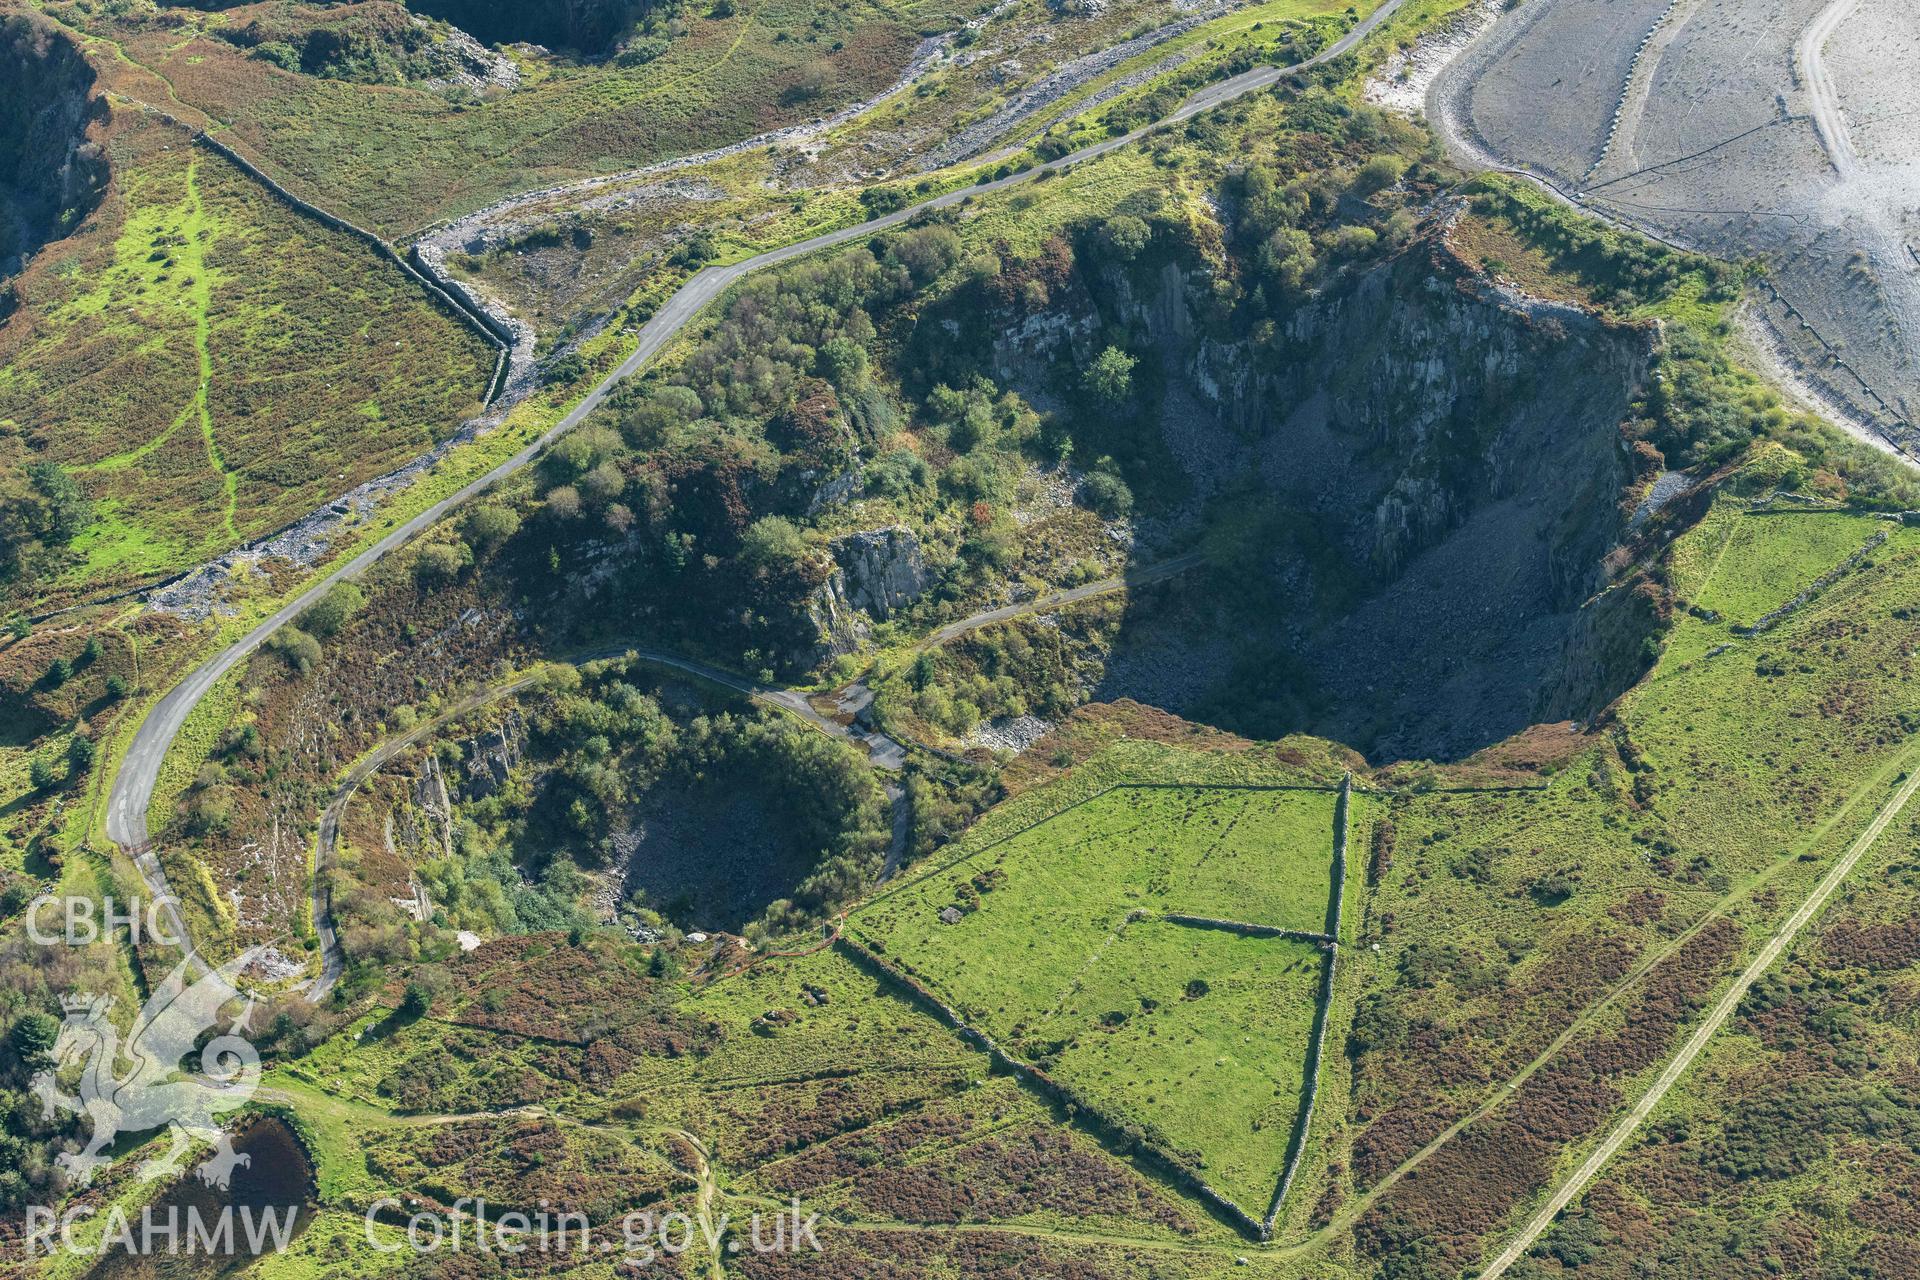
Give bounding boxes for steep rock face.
[1137,244,1645,603]
[460,710,526,800]
[403,0,646,54]
[831,527,930,620]
[0,17,108,281]
[802,573,871,664]
[792,527,931,665]
[996,236,1663,761]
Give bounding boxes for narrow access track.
[1795,0,1862,180]
[1478,754,1920,1277]
[303,649,818,999]
[306,673,540,999]
[923,550,1204,647]
[103,0,1405,923]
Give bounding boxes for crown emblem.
[59,993,113,1019]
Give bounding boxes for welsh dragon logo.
[30,948,265,1190]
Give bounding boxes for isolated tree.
[299,580,365,637]
[865,448,928,497]
[618,385,704,448]
[1261,227,1318,292]
[549,425,620,478]
[1351,153,1409,196]
[1096,214,1151,261]
[0,462,91,579]
[1082,346,1136,408]
[580,461,626,505]
[740,516,811,573]
[816,337,869,389]
[1081,467,1134,517]
[414,540,473,583]
[270,627,323,672]
[545,485,584,520]
[1332,225,1379,259]
[463,503,521,552]
[786,59,830,103]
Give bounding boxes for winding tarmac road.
[102,0,1406,957]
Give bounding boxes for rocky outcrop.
[404,0,647,54]
[831,527,930,620]
[460,710,525,799]
[413,754,456,859]
[802,573,870,664]
[792,527,932,665]
[211,3,522,89]
[0,17,108,279]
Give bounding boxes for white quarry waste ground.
[1424,0,1920,459]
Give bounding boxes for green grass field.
[849,782,1342,1213]
[1668,503,1881,627]
[851,785,1340,1023]
[1038,921,1324,1211]
[1155,788,1348,931]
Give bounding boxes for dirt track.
[1480,744,1920,1276]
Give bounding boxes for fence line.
[190,132,512,403]
[1262,772,1350,1235]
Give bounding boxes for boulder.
[831,527,930,620]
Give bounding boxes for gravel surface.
[1363,0,1502,116]
[914,2,1243,171]
[965,714,1055,752]
[1429,0,1920,455]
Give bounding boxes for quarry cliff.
[968,229,1666,761]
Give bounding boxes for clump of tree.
[0,1006,63,1209]
[0,462,90,584]
[183,761,236,833]
[1216,91,1430,313]
[875,602,1122,743]
[463,502,521,554]
[267,626,323,673]
[413,537,473,584]
[1081,346,1136,409]
[1637,326,1920,507]
[299,580,365,638]
[342,658,889,965]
